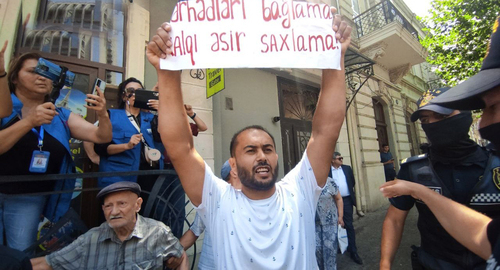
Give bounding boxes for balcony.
[353,0,427,83]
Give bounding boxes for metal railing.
[353,0,419,40]
[0,170,199,270]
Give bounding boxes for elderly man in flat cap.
[30,181,188,270]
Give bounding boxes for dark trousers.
[417,247,486,270]
[342,196,358,254]
[384,169,396,181]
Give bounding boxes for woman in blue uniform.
[0,52,112,252]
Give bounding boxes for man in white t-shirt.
[145,8,352,269]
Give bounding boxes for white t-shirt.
[331,166,349,197]
[196,153,323,269]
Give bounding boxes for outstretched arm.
[380,205,409,270]
[334,192,344,227]
[68,86,112,143]
[380,180,492,260]
[185,104,208,132]
[146,23,205,206]
[307,10,352,188]
[0,41,12,118]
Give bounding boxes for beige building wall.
[0,0,22,66]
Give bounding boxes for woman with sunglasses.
[94,77,165,189]
[0,52,112,252]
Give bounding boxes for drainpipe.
[346,106,365,217]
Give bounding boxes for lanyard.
[31,126,45,151]
[126,111,150,147]
[126,110,141,132]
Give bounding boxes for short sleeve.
[158,224,184,259]
[190,123,199,137]
[56,108,72,137]
[487,219,500,250]
[283,151,323,210]
[94,142,112,156]
[190,212,206,237]
[46,233,85,269]
[93,111,113,157]
[196,163,229,227]
[151,115,162,142]
[389,165,415,210]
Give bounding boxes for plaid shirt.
[46,215,183,270]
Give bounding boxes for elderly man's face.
[102,191,143,230]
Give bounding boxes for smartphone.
[134,89,159,111]
[35,58,75,87]
[88,78,106,106]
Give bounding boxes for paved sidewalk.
[337,205,419,270]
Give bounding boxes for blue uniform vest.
[402,151,500,267]
[1,94,75,222]
[98,109,164,187]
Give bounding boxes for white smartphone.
[88,78,106,106]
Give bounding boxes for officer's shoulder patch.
[492,166,500,191]
[401,154,428,165]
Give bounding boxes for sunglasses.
[336,157,343,161]
[124,87,143,98]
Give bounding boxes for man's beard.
[237,161,279,191]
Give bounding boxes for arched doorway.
[278,77,319,173]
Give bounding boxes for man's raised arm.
[146,23,205,206]
[307,11,352,188]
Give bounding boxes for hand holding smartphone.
[134,90,159,111]
[88,78,106,106]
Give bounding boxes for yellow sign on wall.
[206,68,225,98]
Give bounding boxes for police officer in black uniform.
[380,87,500,270]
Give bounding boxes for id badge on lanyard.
[29,126,50,173]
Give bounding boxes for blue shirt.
[380,151,394,170]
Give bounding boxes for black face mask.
[479,122,500,152]
[422,112,473,149]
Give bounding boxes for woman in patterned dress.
[315,177,344,270]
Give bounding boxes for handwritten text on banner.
[160,0,342,70]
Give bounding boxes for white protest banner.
[160,0,342,70]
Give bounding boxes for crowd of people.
[0,6,499,270]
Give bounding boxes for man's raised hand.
[146,22,173,70]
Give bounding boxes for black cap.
[97,181,141,201]
[431,17,500,110]
[410,87,455,122]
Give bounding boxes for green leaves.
[420,0,500,85]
